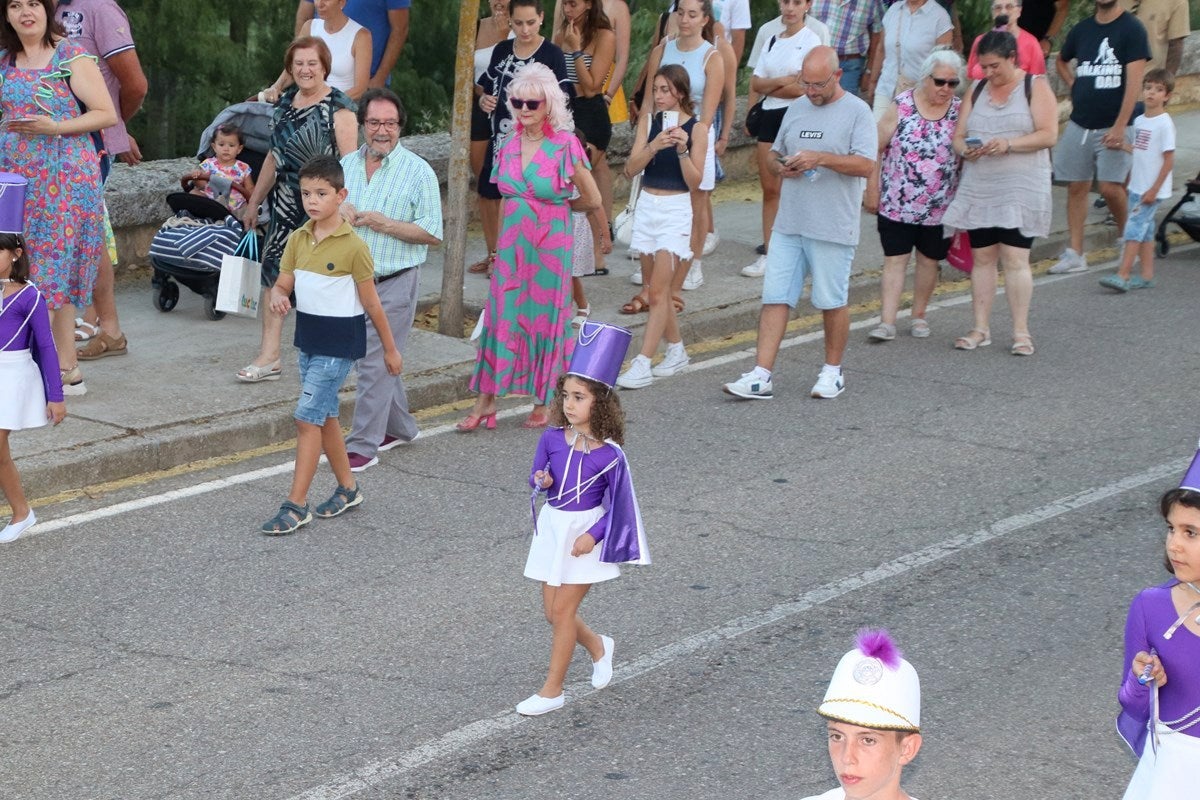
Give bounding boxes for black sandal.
[314,485,363,519]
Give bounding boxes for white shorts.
[524,503,621,586]
[1122,725,1200,800]
[629,192,694,260]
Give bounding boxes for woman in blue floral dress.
[0,0,116,396]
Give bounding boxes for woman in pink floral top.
[864,48,963,342]
[0,0,117,396]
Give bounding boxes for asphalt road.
[3,246,1198,800]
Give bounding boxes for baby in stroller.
[181,123,256,211]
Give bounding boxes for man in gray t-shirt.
[724,46,876,401]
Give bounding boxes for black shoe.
[755,243,766,256]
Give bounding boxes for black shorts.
[877,215,950,260]
[477,142,501,200]
[967,226,1034,250]
[756,107,788,144]
[571,94,612,152]
[470,102,491,142]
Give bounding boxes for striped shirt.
[811,0,887,57]
[280,219,375,360]
[341,144,444,277]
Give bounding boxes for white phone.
[661,110,679,129]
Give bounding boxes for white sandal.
[236,360,282,382]
[74,317,100,342]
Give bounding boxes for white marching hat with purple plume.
[1180,438,1200,493]
[818,629,921,731]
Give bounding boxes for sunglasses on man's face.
[931,77,961,88]
[511,98,543,110]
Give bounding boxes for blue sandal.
[261,500,312,535]
[314,485,363,519]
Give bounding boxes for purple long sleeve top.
[0,283,64,403]
[1117,580,1200,754]
[530,428,623,542]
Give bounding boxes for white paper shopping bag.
[216,232,262,318]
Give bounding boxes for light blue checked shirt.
[341,143,443,277]
[811,0,887,57]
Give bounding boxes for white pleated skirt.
[0,350,49,430]
[524,503,621,586]
[1122,726,1200,800]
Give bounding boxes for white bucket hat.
[818,629,921,732]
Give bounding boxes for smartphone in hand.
[965,136,984,149]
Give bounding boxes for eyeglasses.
[365,119,400,130]
[510,98,543,110]
[801,75,836,90]
[931,77,961,88]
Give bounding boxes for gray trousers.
[345,267,420,458]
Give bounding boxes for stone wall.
[107,31,1200,274]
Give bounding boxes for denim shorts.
[762,231,854,310]
[1123,192,1160,243]
[294,353,354,426]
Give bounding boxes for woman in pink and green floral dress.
[0,0,116,397]
[460,63,600,431]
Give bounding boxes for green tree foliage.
[124,0,293,160]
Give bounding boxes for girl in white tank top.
[311,16,365,93]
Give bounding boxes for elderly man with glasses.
[722,46,876,401]
[966,0,1048,79]
[340,87,443,472]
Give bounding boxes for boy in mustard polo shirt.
[260,155,402,535]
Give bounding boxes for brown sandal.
[468,252,495,275]
[672,295,685,313]
[620,295,649,314]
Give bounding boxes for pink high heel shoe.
[456,412,496,432]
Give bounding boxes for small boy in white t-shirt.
[1100,68,1176,293]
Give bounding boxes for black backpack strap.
[971,79,985,105]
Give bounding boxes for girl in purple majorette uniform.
[516,322,649,717]
[1117,444,1200,799]
[0,233,66,544]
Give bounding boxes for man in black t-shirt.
[1018,0,1069,57]
[1048,0,1149,275]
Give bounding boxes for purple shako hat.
[568,321,633,388]
[1181,438,1200,492]
[0,172,28,235]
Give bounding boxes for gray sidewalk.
[12,109,1199,500]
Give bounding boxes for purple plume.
[856,629,902,669]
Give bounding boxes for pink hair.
[856,628,902,669]
[505,62,574,134]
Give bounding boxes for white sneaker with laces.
[1047,248,1088,274]
[616,355,654,389]
[702,231,720,256]
[682,261,704,290]
[811,369,845,399]
[652,344,689,377]
[723,371,773,399]
[741,255,767,277]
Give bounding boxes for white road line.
[285,457,1184,800]
[22,267,1089,541]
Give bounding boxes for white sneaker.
[723,371,773,399]
[592,635,615,689]
[652,344,689,377]
[682,261,704,290]
[1047,248,1088,274]
[616,355,653,389]
[0,510,36,543]
[811,369,845,399]
[516,692,565,716]
[630,268,643,285]
[702,231,720,256]
[741,255,767,277]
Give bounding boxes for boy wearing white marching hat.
[804,629,923,800]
